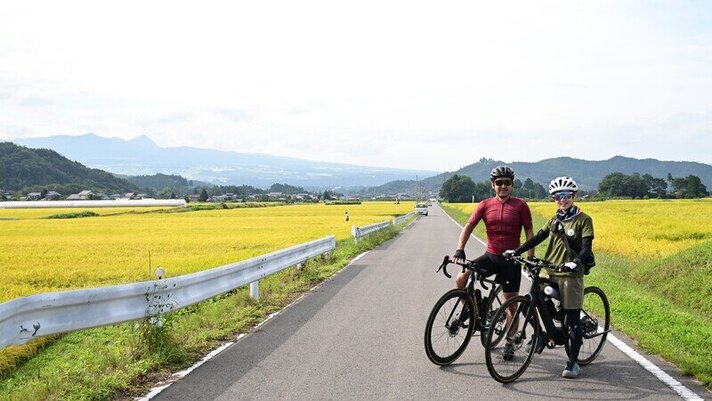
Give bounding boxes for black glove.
[453,249,466,261]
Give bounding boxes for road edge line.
[136,250,371,401]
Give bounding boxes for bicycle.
[424,255,506,365]
[484,255,610,383]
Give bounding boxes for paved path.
[153,205,709,400]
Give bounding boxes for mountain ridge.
[13,134,439,189]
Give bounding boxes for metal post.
[250,281,259,299]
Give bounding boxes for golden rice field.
[0,202,414,303]
[447,198,712,259]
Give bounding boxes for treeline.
[0,142,138,194]
[439,172,709,203]
[598,172,708,199]
[439,174,549,202]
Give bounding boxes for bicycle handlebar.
[436,256,490,289]
[505,254,578,273]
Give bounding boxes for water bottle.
[544,286,559,299]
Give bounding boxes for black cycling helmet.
[490,166,515,181]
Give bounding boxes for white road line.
[444,204,704,400]
[607,335,703,401]
[138,250,372,401]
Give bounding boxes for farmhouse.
[45,191,62,200]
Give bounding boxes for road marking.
[444,204,704,400]
[137,250,372,400]
[607,335,703,401]
[136,341,234,401]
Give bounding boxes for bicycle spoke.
[484,296,538,383]
[424,289,475,365]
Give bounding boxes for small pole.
[250,281,259,299]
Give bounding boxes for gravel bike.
[424,256,505,365]
[484,255,610,383]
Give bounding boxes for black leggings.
[565,309,583,363]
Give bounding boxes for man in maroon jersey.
[452,166,534,360]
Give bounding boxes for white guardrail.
[351,212,416,243]
[0,235,335,349]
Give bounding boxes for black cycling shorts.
[473,252,521,293]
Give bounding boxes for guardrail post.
[351,225,360,244]
[250,281,259,299]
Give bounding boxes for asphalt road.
[152,205,709,401]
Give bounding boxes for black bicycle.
[424,256,505,365]
[484,255,610,383]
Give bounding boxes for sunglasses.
[494,180,512,187]
[552,191,574,201]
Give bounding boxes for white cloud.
[1,0,712,172]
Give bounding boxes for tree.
[199,188,209,202]
[598,172,628,197]
[599,172,648,198]
[439,174,477,202]
[685,175,708,198]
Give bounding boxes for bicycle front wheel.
[565,286,610,365]
[484,295,539,383]
[424,289,476,365]
[480,284,505,347]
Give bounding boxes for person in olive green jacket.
[504,176,594,379]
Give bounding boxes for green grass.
[441,202,712,390]
[46,211,99,219]
[0,219,413,401]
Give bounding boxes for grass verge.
[0,218,414,401]
[441,202,712,390]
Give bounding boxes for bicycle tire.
[480,284,505,347]
[484,295,539,383]
[424,289,476,365]
[565,286,610,365]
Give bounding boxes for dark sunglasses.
[494,180,512,187]
[552,191,574,201]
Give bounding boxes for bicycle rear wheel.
[484,295,539,383]
[424,289,476,365]
[480,284,505,347]
[565,286,610,365]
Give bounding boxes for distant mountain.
[13,134,439,189]
[0,142,138,193]
[365,156,712,195]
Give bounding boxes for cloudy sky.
[1,1,711,172]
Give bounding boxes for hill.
[0,142,138,193]
[13,133,439,189]
[363,156,712,196]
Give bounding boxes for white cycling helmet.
[549,176,579,194]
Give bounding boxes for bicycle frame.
[520,270,567,346]
[437,256,500,330]
[465,264,500,331]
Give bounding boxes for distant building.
[45,191,62,200]
[77,190,94,200]
[26,192,42,201]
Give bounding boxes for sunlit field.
[0,202,414,303]
[446,199,712,259]
[527,198,712,259]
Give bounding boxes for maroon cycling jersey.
[467,196,533,255]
